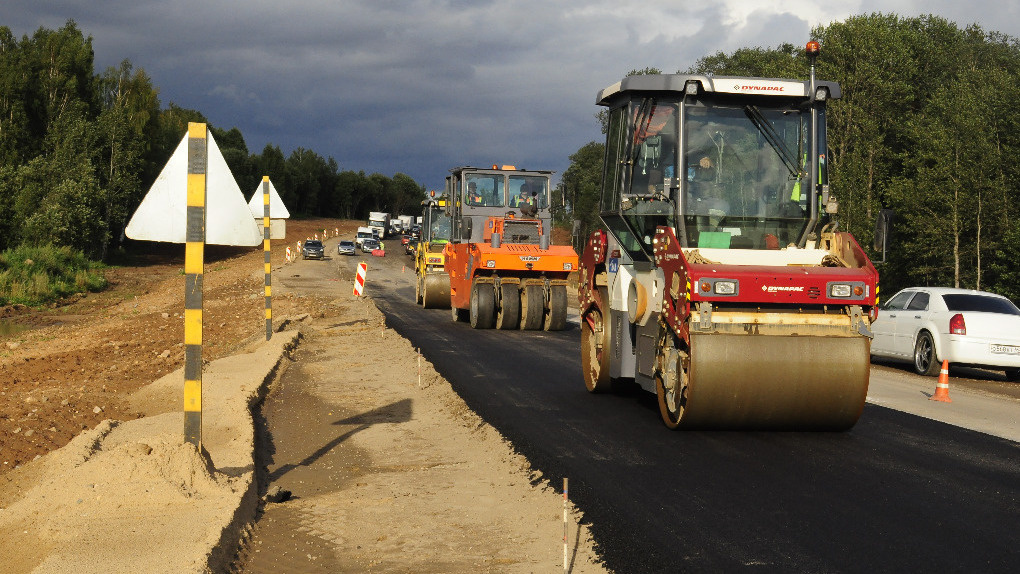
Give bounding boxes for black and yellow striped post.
[184,122,207,448]
[263,176,272,341]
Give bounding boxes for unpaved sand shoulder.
[0,332,300,574]
[235,296,608,573]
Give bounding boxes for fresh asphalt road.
[346,251,1020,573]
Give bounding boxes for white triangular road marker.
[125,131,262,246]
[247,179,291,219]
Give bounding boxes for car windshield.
[942,294,1020,315]
[306,241,322,247]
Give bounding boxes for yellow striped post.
[263,176,272,341]
[184,122,207,448]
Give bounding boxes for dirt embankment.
[0,219,357,475]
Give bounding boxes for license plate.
[990,344,1020,355]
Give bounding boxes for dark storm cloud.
[5,1,1019,190]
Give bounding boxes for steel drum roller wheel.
[544,284,567,331]
[679,333,870,430]
[422,274,451,309]
[469,282,496,329]
[519,285,544,330]
[582,287,612,393]
[496,284,520,330]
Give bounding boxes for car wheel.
[913,331,941,376]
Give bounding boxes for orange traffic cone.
[930,359,952,403]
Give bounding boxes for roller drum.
[679,333,870,430]
[421,273,451,309]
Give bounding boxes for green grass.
[0,244,107,306]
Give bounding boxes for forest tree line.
[0,21,425,262]
[559,13,1020,300]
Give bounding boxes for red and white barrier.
[285,246,292,262]
[353,262,368,296]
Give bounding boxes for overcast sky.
[6,1,1020,191]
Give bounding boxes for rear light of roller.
[949,313,966,335]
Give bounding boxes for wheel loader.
[579,42,879,429]
[444,165,579,330]
[415,194,453,308]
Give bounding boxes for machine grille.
[504,221,540,244]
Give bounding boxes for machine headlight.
[714,281,736,295]
[563,263,573,271]
[485,260,496,268]
[830,283,852,298]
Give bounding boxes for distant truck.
[368,212,391,238]
[397,215,415,233]
[355,226,374,248]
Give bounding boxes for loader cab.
[445,165,553,244]
[597,70,839,260]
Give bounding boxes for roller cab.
[579,42,879,429]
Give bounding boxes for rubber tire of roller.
[496,284,520,330]
[470,282,496,329]
[544,284,567,331]
[520,285,544,330]
[451,303,466,322]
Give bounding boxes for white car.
[870,287,1020,379]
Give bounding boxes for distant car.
[405,237,419,255]
[337,240,356,256]
[400,234,411,245]
[302,240,324,260]
[362,238,381,253]
[870,287,1020,378]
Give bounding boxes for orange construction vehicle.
[444,165,578,330]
